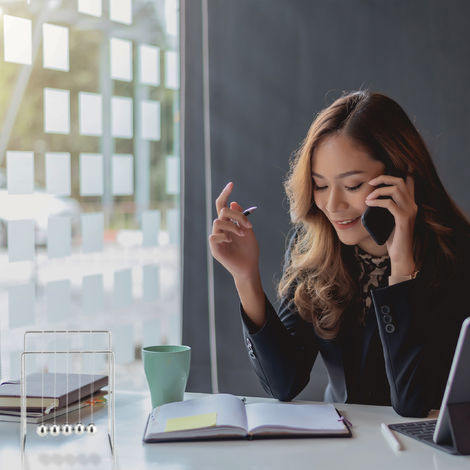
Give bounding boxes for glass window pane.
[44,88,70,134]
[3,15,32,65]
[143,319,162,347]
[8,220,35,262]
[78,0,102,17]
[45,152,71,196]
[47,216,72,259]
[46,280,71,323]
[112,154,134,196]
[111,38,133,82]
[142,210,161,246]
[113,325,135,364]
[110,0,133,25]
[166,156,179,195]
[83,274,105,315]
[167,208,179,245]
[7,151,34,194]
[79,92,103,136]
[0,1,180,392]
[80,153,104,196]
[112,96,133,138]
[8,282,35,328]
[165,50,179,90]
[143,265,160,301]
[114,269,133,307]
[81,213,104,253]
[139,44,160,85]
[141,100,160,141]
[43,23,69,71]
[165,0,178,36]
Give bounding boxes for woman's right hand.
[209,182,260,282]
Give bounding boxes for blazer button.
[381,305,391,314]
[383,314,393,324]
[385,323,395,334]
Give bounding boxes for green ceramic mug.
[142,345,191,408]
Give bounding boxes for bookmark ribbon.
[338,416,353,428]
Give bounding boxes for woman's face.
[311,133,387,256]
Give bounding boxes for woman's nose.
[326,188,347,213]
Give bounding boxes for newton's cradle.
[36,421,96,437]
[20,330,115,458]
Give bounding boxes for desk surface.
[0,392,469,470]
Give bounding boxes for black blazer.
[241,232,470,417]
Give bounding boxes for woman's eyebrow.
[312,170,366,179]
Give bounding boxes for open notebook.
[143,393,351,442]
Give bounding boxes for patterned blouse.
[354,245,390,322]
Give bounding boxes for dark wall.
[183,0,470,398]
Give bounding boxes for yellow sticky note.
[164,412,217,432]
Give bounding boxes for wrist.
[234,273,266,327]
[234,273,263,295]
[390,258,416,278]
[388,270,419,286]
[234,268,261,286]
[389,255,418,286]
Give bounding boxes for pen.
[231,206,257,227]
[381,423,402,452]
[242,206,258,217]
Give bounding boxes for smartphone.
[361,184,395,245]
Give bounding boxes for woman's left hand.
[365,174,418,276]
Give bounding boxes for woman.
[209,91,470,417]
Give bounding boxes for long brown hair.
[279,91,470,339]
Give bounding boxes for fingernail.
[224,182,232,190]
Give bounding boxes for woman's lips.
[332,216,361,230]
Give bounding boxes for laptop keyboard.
[389,420,436,442]
[389,420,457,454]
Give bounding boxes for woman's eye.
[345,183,363,191]
[314,185,328,191]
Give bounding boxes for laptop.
[389,316,470,455]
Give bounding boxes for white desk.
[1,392,469,470]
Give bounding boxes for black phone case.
[361,206,395,245]
[361,183,395,245]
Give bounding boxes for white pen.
[231,206,257,227]
[242,206,257,217]
[381,423,403,452]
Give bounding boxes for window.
[0,0,181,391]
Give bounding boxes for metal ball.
[62,424,73,436]
[74,423,85,435]
[50,424,60,436]
[36,424,48,437]
[86,423,97,435]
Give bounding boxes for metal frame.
[20,330,115,461]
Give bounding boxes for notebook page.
[148,394,248,434]
[245,402,345,433]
